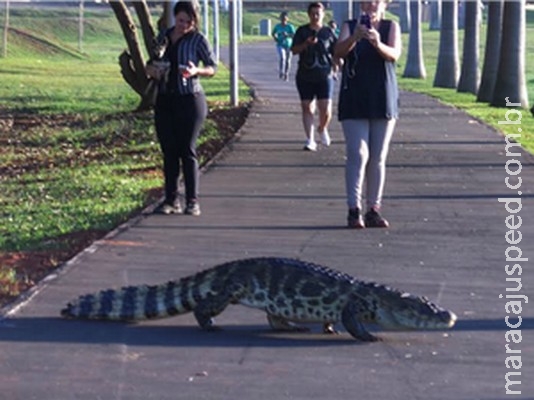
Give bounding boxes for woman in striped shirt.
[146,1,217,216]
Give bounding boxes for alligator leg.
[341,300,380,342]
[266,314,309,332]
[193,281,247,331]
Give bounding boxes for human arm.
[365,21,401,62]
[333,21,366,59]
[182,34,217,78]
[291,36,316,55]
[181,61,215,78]
[290,27,317,55]
[288,24,296,38]
[271,24,279,42]
[334,20,401,62]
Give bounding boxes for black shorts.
[296,76,334,101]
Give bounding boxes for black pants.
[154,92,207,205]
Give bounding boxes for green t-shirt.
[272,23,296,49]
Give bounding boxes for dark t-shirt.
[292,24,337,82]
[338,20,399,120]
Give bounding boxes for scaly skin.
[61,257,457,341]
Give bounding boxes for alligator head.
[359,283,457,331]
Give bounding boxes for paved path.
[1,41,533,399]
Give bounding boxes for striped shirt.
[162,29,217,96]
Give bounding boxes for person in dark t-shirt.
[291,2,338,151]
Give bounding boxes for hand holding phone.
[359,14,371,29]
[307,29,318,45]
[179,63,191,86]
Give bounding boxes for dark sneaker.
[184,201,201,216]
[155,202,182,215]
[347,208,365,229]
[364,208,389,228]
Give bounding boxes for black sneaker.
[184,201,201,216]
[347,208,365,229]
[364,208,389,228]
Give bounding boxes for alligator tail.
[61,279,198,321]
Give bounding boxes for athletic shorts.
[296,76,334,101]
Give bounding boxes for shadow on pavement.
[1,317,532,347]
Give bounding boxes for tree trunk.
[490,0,529,108]
[353,1,361,20]
[433,0,459,88]
[331,1,351,27]
[477,0,502,102]
[131,1,156,58]
[398,0,411,33]
[403,0,426,79]
[109,0,151,110]
[429,0,440,31]
[457,0,465,30]
[457,0,479,94]
[2,0,9,58]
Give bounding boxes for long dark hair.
[173,1,201,30]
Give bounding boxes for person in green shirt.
[271,12,296,81]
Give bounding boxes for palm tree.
[403,0,426,79]
[457,0,465,30]
[433,0,459,88]
[353,1,361,20]
[399,0,411,33]
[332,1,351,27]
[457,0,480,94]
[491,0,529,108]
[429,0,441,31]
[2,0,9,58]
[477,0,503,102]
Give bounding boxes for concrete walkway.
[1,41,533,399]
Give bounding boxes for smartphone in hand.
[359,14,371,29]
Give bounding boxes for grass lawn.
[0,5,250,300]
[395,9,534,153]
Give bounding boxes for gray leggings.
[342,119,396,210]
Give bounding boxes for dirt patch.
[0,104,250,309]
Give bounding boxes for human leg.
[365,118,396,209]
[296,77,317,150]
[363,118,396,227]
[316,77,334,146]
[342,119,370,212]
[154,95,181,211]
[300,100,317,150]
[316,98,332,132]
[177,93,207,214]
[316,98,332,146]
[283,47,292,80]
[276,45,285,78]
